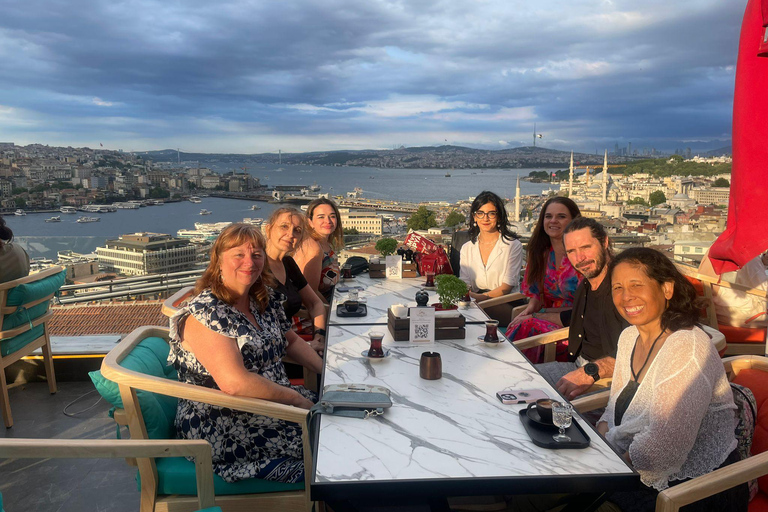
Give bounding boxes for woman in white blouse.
[599,247,747,512]
[459,191,523,302]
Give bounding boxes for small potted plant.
[370,238,398,278]
[434,274,468,310]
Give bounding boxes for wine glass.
[552,402,573,442]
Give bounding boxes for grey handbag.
[310,384,392,419]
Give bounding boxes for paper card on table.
[409,306,435,343]
[385,256,403,279]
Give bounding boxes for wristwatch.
[584,362,600,382]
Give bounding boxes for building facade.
[339,208,384,235]
[96,233,197,276]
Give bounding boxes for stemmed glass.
[552,402,573,442]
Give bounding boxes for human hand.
[597,421,609,437]
[469,291,488,302]
[509,313,533,328]
[309,335,325,356]
[294,394,314,410]
[556,367,595,400]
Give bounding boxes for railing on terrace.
[56,269,204,304]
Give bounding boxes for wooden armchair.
[477,292,527,331]
[0,438,219,512]
[98,325,314,512]
[572,355,768,512]
[0,266,66,428]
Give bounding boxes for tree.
[149,186,170,199]
[713,178,730,187]
[627,197,647,206]
[649,190,666,206]
[342,227,360,236]
[444,210,465,228]
[406,206,437,231]
[14,197,26,208]
[375,237,398,256]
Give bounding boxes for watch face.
[584,363,599,379]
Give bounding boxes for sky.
[0,0,747,154]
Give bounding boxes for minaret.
[514,175,521,222]
[586,167,590,187]
[602,149,608,204]
[568,151,574,197]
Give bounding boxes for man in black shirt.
[536,217,629,400]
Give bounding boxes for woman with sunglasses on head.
[506,196,582,363]
[294,198,343,305]
[459,191,523,302]
[264,207,327,355]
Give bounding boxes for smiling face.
[309,204,338,239]
[219,241,265,295]
[268,212,303,253]
[543,202,574,242]
[564,227,608,280]
[473,201,499,234]
[611,261,673,329]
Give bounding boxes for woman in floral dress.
[168,223,322,483]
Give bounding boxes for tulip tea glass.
[483,320,500,343]
[552,402,573,442]
[424,272,436,288]
[368,331,385,358]
[342,265,353,279]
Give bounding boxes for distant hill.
[703,146,732,157]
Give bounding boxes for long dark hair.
[306,197,343,250]
[0,215,13,244]
[526,197,580,290]
[467,191,518,243]
[195,223,276,313]
[609,247,699,332]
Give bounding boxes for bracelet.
[315,328,327,337]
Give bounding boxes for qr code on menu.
[388,265,399,277]
[414,324,430,340]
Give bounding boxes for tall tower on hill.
[515,175,521,222]
[602,150,608,204]
[586,167,590,187]
[569,151,574,198]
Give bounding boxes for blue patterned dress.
[168,288,316,483]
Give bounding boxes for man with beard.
[536,217,629,400]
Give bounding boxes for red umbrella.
[709,0,768,273]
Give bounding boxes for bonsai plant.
[434,274,468,310]
[375,237,398,257]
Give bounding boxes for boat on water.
[199,209,212,215]
[189,196,202,203]
[14,209,26,216]
[113,202,140,209]
[250,204,261,210]
[445,172,451,177]
[308,182,322,192]
[177,229,219,241]
[195,221,231,231]
[242,218,263,226]
[45,216,61,223]
[81,204,117,213]
[60,206,77,214]
[76,216,100,223]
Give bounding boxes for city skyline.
[0,0,744,154]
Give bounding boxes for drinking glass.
[483,320,500,343]
[368,331,385,358]
[348,289,359,302]
[342,264,353,279]
[552,402,573,442]
[424,272,436,288]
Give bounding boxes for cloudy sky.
[0,0,746,154]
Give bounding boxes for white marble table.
[330,274,491,325]
[311,323,637,502]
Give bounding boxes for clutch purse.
[310,384,392,419]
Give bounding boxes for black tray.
[518,409,591,449]
[336,304,368,317]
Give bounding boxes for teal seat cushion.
[4,269,66,308]
[0,324,44,357]
[89,336,178,439]
[150,457,304,496]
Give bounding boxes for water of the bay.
[6,165,555,259]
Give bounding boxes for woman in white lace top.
[598,248,747,512]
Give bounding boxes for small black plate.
[518,409,591,449]
[336,304,368,317]
[526,407,556,429]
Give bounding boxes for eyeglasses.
[474,211,498,220]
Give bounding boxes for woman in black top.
[265,207,327,355]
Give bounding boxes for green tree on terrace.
[149,186,170,199]
[407,206,438,231]
[627,197,647,206]
[713,178,730,187]
[444,210,466,228]
[649,190,666,206]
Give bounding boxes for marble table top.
[312,323,636,500]
[330,274,490,325]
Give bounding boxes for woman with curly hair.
[506,197,581,362]
[168,223,321,484]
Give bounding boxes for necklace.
[478,234,499,245]
[630,330,666,382]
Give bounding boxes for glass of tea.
[368,331,385,358]
[483,320,500,343]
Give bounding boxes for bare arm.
[182,315,313,409]
[285,330,323,375]
[295,240,327,304]
[556,357,616,400]
[298,284,327,355]
[470,283,513,302]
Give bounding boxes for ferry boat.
[199,209,212,215]
[308,182,322,192]
[45,216,61,222]
[76,216,100,223]
[242,218,264,226]
[14,209,26,216]
[113,202,140,209]
[189,196,202,203]
[195,221,231,231]
[250,204,262,210]
[81,204,117,213]
[60,206,77,214]
[177,229,219,241]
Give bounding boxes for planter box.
[369,261,419,279]
[387,309,466,341]
[402,262,418,278]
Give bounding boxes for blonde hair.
[265,207,307,255]
[306,198,343,249]
[195,223,276,312]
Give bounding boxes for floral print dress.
[506,249,582,363]
[168,288,316,483]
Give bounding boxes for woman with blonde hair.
[264,206,327,354]
[168,223,321,483]
[294,198,343,304]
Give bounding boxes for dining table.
[311,273,638,505]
